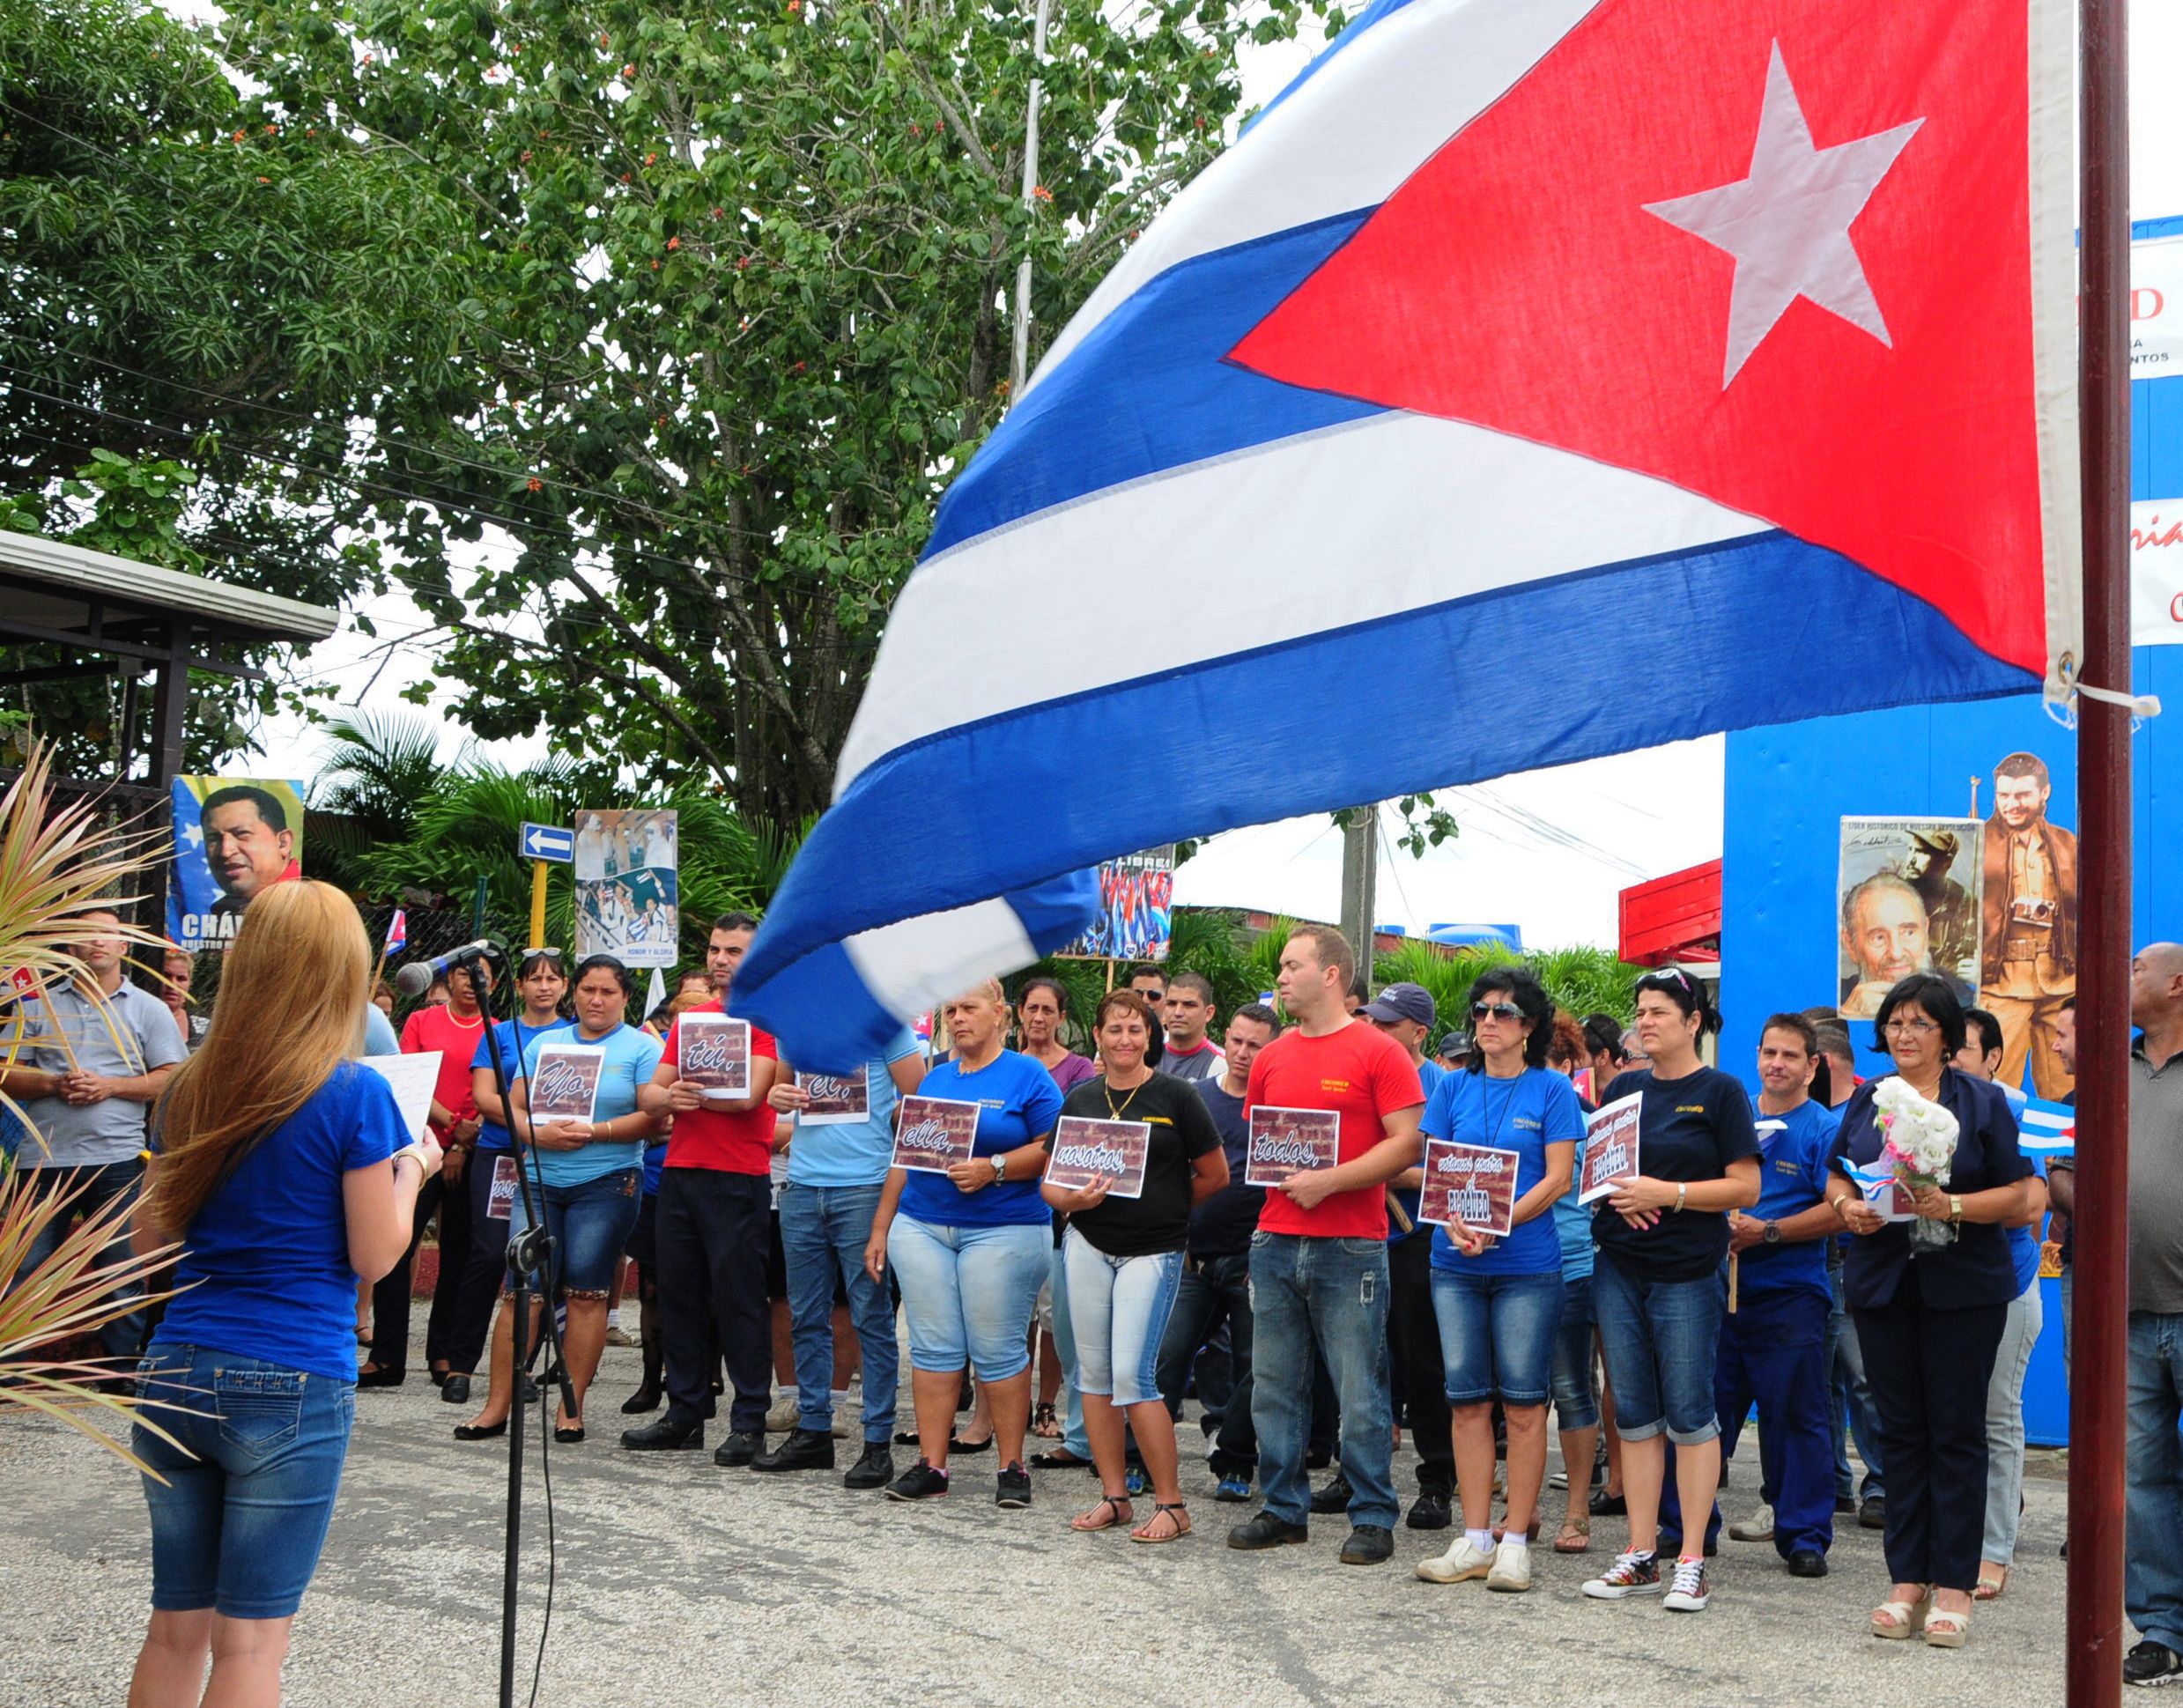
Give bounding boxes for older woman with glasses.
[1826,973,2032,1651]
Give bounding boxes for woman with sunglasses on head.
[457,955,662,1443]
[1414,970,1581,1593]
[1825,973,2032,1651]
[1580,969,1761,1615]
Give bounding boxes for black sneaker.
[1786,1549,1829,1579]
[884,1459,950,1501]
[1406,1491,1453,1531]
[844,1443,894,1490]
[712,1430,761,1468]
[1589,1485,1627,1517]
[1227,1511,1309,1550]
[2125,1641,2183,1687]
[1834,1493,1857,1515]
[620,1416,704,1452]
[1858,1496,1886,1530]
[995,1462,1032,1509]
[1310,1472,1354,1514]
[750,1428,834,1473]
[1339,1524,1394,1565]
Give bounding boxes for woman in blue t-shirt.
[128,881,444,1707]
[1414,969,1580,1593]
[864,980,1061,1507]
[458,955,662,1444]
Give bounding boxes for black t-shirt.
[1187,1077,1260,1258]
[1591,1065,1761,1283]
[1060,1072,1222,1258]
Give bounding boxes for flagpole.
[2066,0,2131,1702]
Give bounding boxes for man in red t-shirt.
[360,959,492,1389]
[1227,924,1423,1565]
[622,913,781,1460]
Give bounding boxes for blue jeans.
[1551,1272,1599,1431]
[134,1346,354,1619]
[505,1168,641,1296]
[2127,1312,2183,1655]
[1431,1268,1563,1407]
[18,1161,145,1361]
[1047,1242,1091,1457]
[1156,1252,1256,1477]
[1062,1230,1183,1406]
[1829,1261,1884,1500]
[889,1216,1048,1379]
[779,1182,897,1442]
[1248,1232,1395,1529]
[1592,1254,1723,1446]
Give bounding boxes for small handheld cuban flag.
[385,910,408,957]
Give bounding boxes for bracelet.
[1830,1195,1853,1215]
[1674,1181,1688,1213]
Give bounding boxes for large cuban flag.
[739,0,2081,1064]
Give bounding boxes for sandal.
[1974,1565,2008,1601]
[1031,1401,1062,1439]
[1029,1447,1092,1470]
[1070,1494,1134,1532]
[1872,1588,1932,1640]
[1554,1513,1591,1554]
[1130,1503,1192,1544]
[454,1419,508,1441]
[1923,1606,1970,1649]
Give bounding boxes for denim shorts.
[1550,1272,1600,1431]
[1591,1254,1724,1445]
[505,1168,641,1297]
[889,1215,1049,1380]
[1431,1267,1564,1408]
[133,1345,355,1619]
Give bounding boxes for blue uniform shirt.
[1735,1097,1839,1303]
[1424,1066,1586,1276]
[899,1050,1062,1230]
[520,1022,664,1188]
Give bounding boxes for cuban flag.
[740,0,2080,1064]
[385,909,408,956]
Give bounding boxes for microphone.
[393,940,501,999]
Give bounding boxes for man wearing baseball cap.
[1438,1031,1476,1073]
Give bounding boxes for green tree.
[208,0,1328,823]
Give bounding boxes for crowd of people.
[8,891,2183,1704]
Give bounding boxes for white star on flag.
[1644,41,1923,387]
[181,821,204,850]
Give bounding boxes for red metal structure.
[1617,859,1721,967]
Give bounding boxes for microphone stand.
[466,956,578,1708]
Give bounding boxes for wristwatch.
[991,1154,1007,1185]
[1762,1221,1781,1246]
[1950,1194,1964,1223]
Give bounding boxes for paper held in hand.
[529,1043,606,1125]
[678,1014,751,1100]
[359,1052,441,1144]
[891,1095,979,1174]
[1846,1160,1918,1222]
[1244,1106,1339,1187]
[796,1068,870,1126]
[1043,1115,1151,1201]
[1578,1091,1642,1206]
[1418,1140,1521,1238]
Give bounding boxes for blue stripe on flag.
[740,531,2034,1060]
[928,210,1385,557]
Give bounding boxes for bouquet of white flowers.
[1871,1077,1960,1249]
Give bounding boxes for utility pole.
[1339,807,1377,994]
[1010,0,1054,397]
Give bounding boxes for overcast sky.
[252,4,2183,953]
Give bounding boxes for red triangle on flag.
[1231,0,2045,676]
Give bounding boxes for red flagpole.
[2066,0,2131,1702]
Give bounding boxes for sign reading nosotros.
[529,1044,606,1125]
[1244,1106,1339,1188]
[1418,1140,1521,1237]
[891,1095,980,1174]
[1042,1115,1151,1201]
[796,1068,870,1127]
[1578,1091,1643,1206]
[678,1014,751,1099]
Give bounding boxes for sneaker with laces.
[884,1459,950,1502]
[1662,1556,1711,1612]
[2124,1640,2183,1687]
[995,1462,1033,1508]
[765,1392,801,1433]
[1416,1537,1497,1584]
[1487,1539,1533,1593]
[1728,1502,1774,1542]
[1581,1550,1661,1599]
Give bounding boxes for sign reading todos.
[1244,1106,1338,1187]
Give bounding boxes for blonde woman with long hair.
[126,881,443,1708]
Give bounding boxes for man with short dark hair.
[1804,1009,1881,1522]
[1127,965,1169,1068]
[1228,924,1424,1566]
[2,909,184,1364]
[199,785,299,919]
[1161,972,1225,1083]
[1979,751,2078,1099]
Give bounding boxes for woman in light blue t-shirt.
[456,956,662,1444]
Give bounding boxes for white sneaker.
[1661,1556,1712,1612]
[1728,1502,1774,1542]
[1416,1537,1496,1584]
[766,1392,801,1432]
[1487,1539,1533,1593]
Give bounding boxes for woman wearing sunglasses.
[1580,969,1761,1616]
[1824,974,2032,1650]
[1414,970,1581,1593]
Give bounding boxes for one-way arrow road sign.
[520,822,574,863]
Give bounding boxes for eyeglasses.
[1471,1002,1522,1022]
[1883,1017,1938,1037]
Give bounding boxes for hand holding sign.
[892,1096,979,1177]
[1044,1116,1151,1203]
[1419,1141,1520,1253]
[677,1015,750,1100]
[1245,1107,1339,1208]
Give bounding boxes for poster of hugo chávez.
[166,777,306,951]
[574,809,678,969]
[1837,817,1982,1020]
[1056,847,1176,962]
